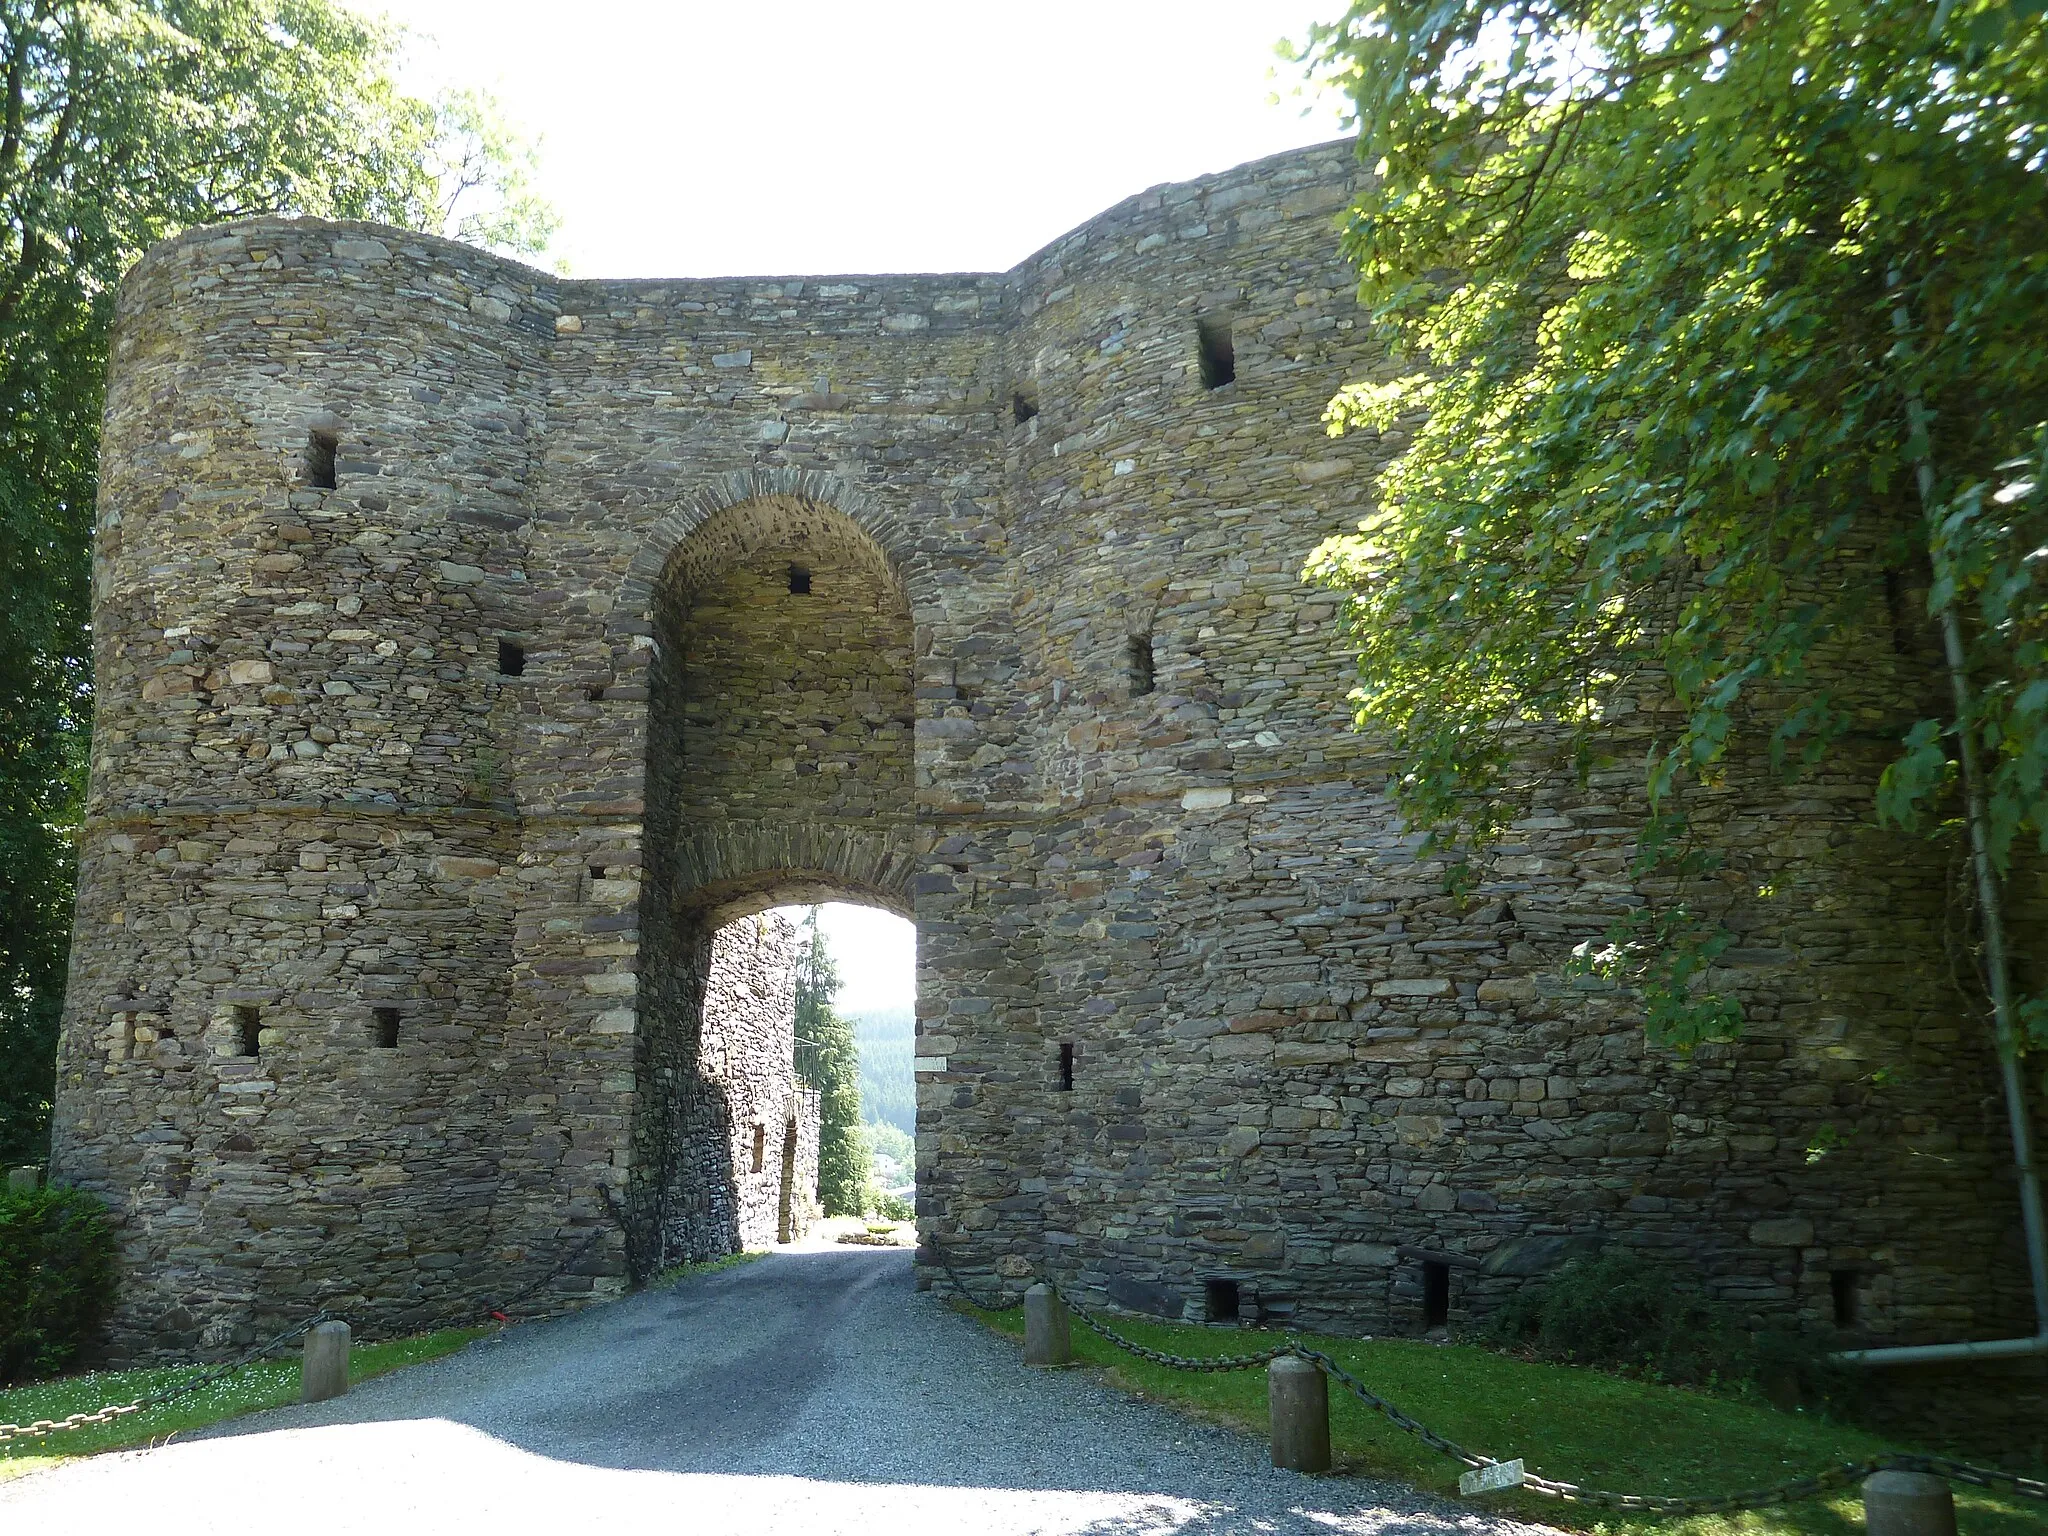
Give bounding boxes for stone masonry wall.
[52,141,2042,1449]
[634,911,817,1263]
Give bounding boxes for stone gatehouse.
[49,140,2042,1442]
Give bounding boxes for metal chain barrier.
[0,1310,334,1446]
[925,1238,1019,1314]
[927,1241,2046,1512]
[1049,1279,1296,1374]
[2,1199,626,1449]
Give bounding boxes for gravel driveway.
[2,1246,1552,1535]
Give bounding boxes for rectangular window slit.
[589,864,606,883]
[306,429,338,490]
[497,640,525,677]
[788,564,812,595]
[1012,390,1038,425]
[233,1005,261,1058]
[1831,1269,1861,1328]
[1058,1041,1075,1092]
[751,1123,767,1174]
[1197,316,1235,389]
[1204,1277,1241,1323]
[1421,1260,1450,1328]
[1128,635,1155,697]
[372,1007,400,1050]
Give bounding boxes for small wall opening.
[1012,390,1038,426]
[1831,1268,1861,1328]
[1128,635,1155,697]
[306,428,338,490]
[788,564,812,595]
[233,1005,261,1058]
[751,1122,767,1174]
[1421,1259,1450,1328]
[1196,316,1235,389]
[372,1007,400,1050]
[1058,1041,1075,1092]
[777,1121,800,1243]
[586,684,607,702]
[1204,1277,1241,1323]
[497,639,525,677]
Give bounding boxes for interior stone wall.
[629,911,816,1267]
[52,141,2042,1448]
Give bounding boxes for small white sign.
[1459,1460,1526,1496]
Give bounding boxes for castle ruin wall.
[50,142,2043,1448]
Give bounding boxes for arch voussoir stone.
[618,467,923,616]
[664,821,916,924]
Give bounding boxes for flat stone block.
[301,1319,351,1404]
[1862,1471,1955,1536]
[1022,1282,1071,1366]
[1269,1355,1331,1473]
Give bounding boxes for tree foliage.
[793,908,870,1217]
[0,1181,116,1383]
[0,0,553,1160]
[1300,0,2048,1047]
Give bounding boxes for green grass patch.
[0,1326,487,1482]
[647,1250,763,1290]
[973,1308,2043,1536]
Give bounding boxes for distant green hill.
[850,1006,914,1134]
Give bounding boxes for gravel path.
[1,1246,1553,1535]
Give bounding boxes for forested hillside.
[851,1007,913,1135]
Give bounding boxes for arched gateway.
[48,142,2043,1443]
[633,481,916,1273]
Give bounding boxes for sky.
[350,2,1354,1008]
[809,903,917,1017]
[348,0,1352,279]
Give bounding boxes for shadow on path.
[0,1247,1554,1536]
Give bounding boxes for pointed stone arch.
[619,467,929,618]
[629,465,922,1274]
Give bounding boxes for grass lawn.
[973,1308,2044,1536]
[0,1326,488,1483]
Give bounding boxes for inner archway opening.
[789,902,917,1229]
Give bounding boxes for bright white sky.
[349,0,1351,279]
[354,3,1352,1007]
[809,903,917,1016]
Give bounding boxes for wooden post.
[1023,1282,1071,1366]
[1863,1471,1956,1536]
[300,1319,351,1404]
[1269,1354,1332,1473]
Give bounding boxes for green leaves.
[794,909,870,1219]
[1304,0,2048,1046]
[0,1,559,1158]
[0,1183,117,1385]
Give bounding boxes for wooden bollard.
[300,1319,351,1404]
[1269,1354,1332,1473]
[1023,1282,1071,1366]
[1863,1471,1956,1536]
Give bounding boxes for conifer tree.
[793,908,870,1217]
